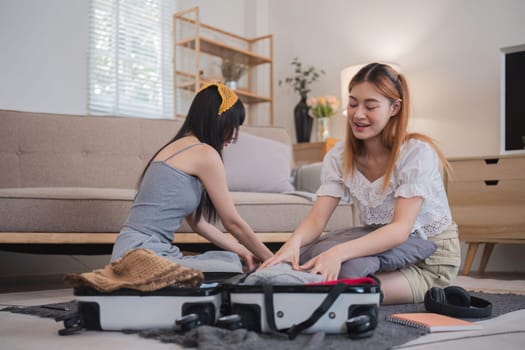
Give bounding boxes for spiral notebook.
[386,312,483,332]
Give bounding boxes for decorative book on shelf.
[385,312,483,333]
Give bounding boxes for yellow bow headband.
[197,82,239,116]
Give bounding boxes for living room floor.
[1,272,524,350]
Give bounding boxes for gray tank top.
[123,143,204,243]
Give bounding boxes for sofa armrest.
[293,162,323,193]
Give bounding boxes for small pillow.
[300,226,438,277]
[378,236,437,272]
[223,132,294,193]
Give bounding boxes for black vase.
[294,96,312,143]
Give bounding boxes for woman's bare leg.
[376,271,413,304]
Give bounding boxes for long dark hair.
[140,84,245,223]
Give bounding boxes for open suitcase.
[62,275,381,339]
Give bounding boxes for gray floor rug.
[2,292,524,350]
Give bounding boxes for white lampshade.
[340,63,400,116]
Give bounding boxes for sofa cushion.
[0,111,187,189]
[0,188,353,234]
[0,187,136,200]
[0,187,136,233]
[223,132,294,193]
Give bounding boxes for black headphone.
[424,286,492,318]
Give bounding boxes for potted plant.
[279,57,325,143]
[221,57,247,90]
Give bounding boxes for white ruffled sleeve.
[316,142,351,202]
[395,139,442,199]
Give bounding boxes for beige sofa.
[0,110,354,252]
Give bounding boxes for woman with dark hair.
[260,63,460,304]
[111,83,273,272]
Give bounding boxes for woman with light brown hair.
[260,63,460,304]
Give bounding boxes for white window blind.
[88,0,176,119]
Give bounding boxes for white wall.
[1,0,524,277]
[0,0,89,114]
[179,0,247,35]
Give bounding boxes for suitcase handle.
[263,283,348,340]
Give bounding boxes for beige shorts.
[399,223,461,303]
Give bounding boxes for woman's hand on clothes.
[240,251,259,272]
[299,249,342,281]
[258,236,301,270]
[186,214,270,268]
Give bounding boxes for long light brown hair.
[343,63,450,191]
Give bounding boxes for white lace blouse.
[317,139,452,239]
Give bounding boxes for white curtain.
[88,0,176,119]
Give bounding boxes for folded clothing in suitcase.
[224,277,381,338]
[74,283,223,331]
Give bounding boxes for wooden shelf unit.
[173,7,273,124]
[176,37,272,66]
